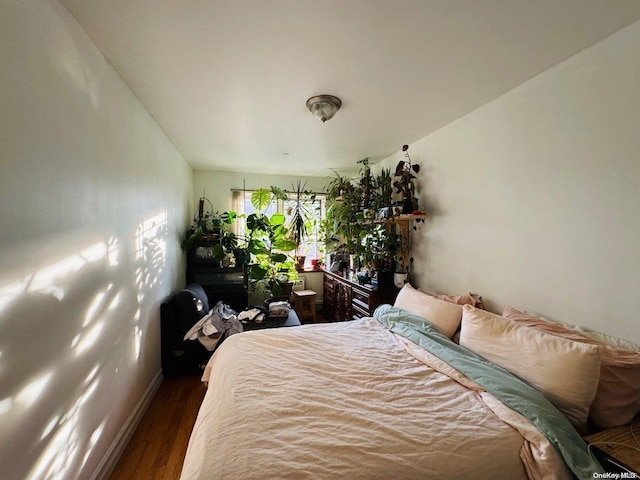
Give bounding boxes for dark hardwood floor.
[108,375,206,480]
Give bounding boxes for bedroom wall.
[0,1,192,479]
[376,20,640,342]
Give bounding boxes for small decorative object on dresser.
[393,272,408,288]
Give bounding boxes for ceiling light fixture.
[306,95,342,123]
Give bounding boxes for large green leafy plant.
[323,169,363,255]
[285,179,315,258]
[245,187,298,297]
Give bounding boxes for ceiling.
[60,0,640,176]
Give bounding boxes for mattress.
[180,317,579,479]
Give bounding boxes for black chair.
[160,284,213,378]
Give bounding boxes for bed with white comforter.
[180,302,606,480]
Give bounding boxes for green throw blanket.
[374,304,604,480]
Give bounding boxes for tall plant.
[323,169,363,255]
[245,187,298,297]
[286,179,315,257]
[394,144,421,213]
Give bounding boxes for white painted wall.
[376,20,640,342]
[0,1,192,479]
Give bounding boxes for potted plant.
[285,179,315,271]
[394,144,421,214]
[244,187,298,298]
[374,167,393,219]
[358,223,397,287]
[323,169,364,262]
[393,251,414,288]
[326,169,351,201]
[357,157,373,211]
[181,195,241,259]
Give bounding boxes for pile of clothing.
[238,306,268,325]
[267,300,291,318]
[183,301,242,351]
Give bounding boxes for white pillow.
[459,305,601,427]
[394,283,463,338]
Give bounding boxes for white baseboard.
[91,369,164,480]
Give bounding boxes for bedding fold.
[373,304,605,480]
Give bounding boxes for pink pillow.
[503,307,640,429]
[394,283,463,338]
[417,289,483,309]
[461,306,601,427]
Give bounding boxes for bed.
[180,284,640,480]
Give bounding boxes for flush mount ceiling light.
[306,95,342,123]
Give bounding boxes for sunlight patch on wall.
[0,279,29,313]
[81,420,106,470]
[72,321,104,356]
[107,236,120,266]
[19,241,110,302]
[40,415,60,440]
[26,374,102,480]
[0,397,12,416]
[85,366,99,385]
[79,242,107,263]
[1,239,116,316]
[133,325,142,360]
[83,290,107,328]
[16,372,53,409]
[135,211,167,290]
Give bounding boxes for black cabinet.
[186,242,248,311]
[161,296,212,378]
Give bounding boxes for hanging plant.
[394,144,421,213]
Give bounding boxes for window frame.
[232,189,326,269]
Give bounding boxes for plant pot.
[296,255,306,271]
[267,280,294,298]
[394,273,408,289]
[402,197,413,214]
[233,249,246,268]
[376,270,394,288]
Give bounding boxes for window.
[232,189,325,269]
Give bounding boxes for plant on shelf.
[285,179,315,271]
[394,144,421,214]
[323,169,365,256]
[325,169,352,201]
[357,157,374,211]
[244,187,298,298]
[357,223,398,286]
[373,167,393,217]
[181,195,239,253]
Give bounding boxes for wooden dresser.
[323,270,398,321]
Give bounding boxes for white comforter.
[180,318,571,479]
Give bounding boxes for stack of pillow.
[500,306,640,430]
[393,283,640,431]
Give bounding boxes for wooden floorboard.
[108,375,206,480]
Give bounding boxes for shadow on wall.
[0,211,169,480]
